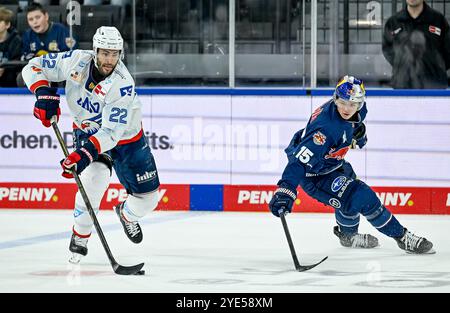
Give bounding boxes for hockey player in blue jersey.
[269,75,434,254]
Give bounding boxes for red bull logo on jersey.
[313,131,327,145]
[325,146,349,160]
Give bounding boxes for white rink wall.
[1,92,450,187]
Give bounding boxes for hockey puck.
[135,270,145,276]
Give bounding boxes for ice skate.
[334,226,379,248]
[394,228,435,254]
[115,202,143,244]
[69,233,89,264]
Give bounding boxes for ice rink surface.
[0,210,449,293]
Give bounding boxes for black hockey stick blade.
[295,256,328,272]
[113,262,145,275]
[279,209,327,272]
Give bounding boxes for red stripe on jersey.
[30,80,50,93]
[89,136,101,153]
[117,129,143,146]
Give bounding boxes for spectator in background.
[21,2,77,61]
[0,7,22,87]
[382,0,450,89]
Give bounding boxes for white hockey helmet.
[92,26,124,62]
[333,75,366,110]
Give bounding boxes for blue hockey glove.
[351,123,367,149]
[269,183,297,217]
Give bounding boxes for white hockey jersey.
[22,49,143,154]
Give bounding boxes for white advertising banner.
[1,94,450,187]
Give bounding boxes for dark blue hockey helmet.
[334,75,366,110]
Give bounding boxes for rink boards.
[0,182,449,214]
[1,89,450,214]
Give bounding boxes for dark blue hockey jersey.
[280,99,367,188]
[22,22,77,60]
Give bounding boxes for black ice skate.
[115,202,143,244]
[333,226,379,248]
[69,233,89,264]
[394,228,435,254]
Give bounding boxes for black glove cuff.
[275,187,297,201]
[35,86,59,98]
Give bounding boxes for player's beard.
[97,60,116,76]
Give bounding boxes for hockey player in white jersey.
[22,27,160,263]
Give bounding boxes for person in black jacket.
[0,7,22,87]
[382,0,450,89]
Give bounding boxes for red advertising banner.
[1,183,450,214]
[0,183,190,211]
[430,188,450,214]
[100,184,190,211]
[372,187,432,214]
[0,182,77,209]
[223,185,450,214]
[222,185,332,213]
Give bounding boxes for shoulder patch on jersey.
[310,106,324,122]
[94,84,106,98]
[70,70,83,83]
[120,85,133,97]
[313,131,327,145]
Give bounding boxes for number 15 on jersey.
[295,146,314,163]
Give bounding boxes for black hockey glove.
[33,87,60,128]
[269,183,297,217]
[351,123,367,149]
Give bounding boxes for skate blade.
[406,248,436,255]
[69,253,84,264]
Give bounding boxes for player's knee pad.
[75,161,111,210]
[123,190,159,221]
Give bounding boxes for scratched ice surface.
[0,210,449,292]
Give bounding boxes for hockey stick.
[52,120,144,275]
[279,209,328,272]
